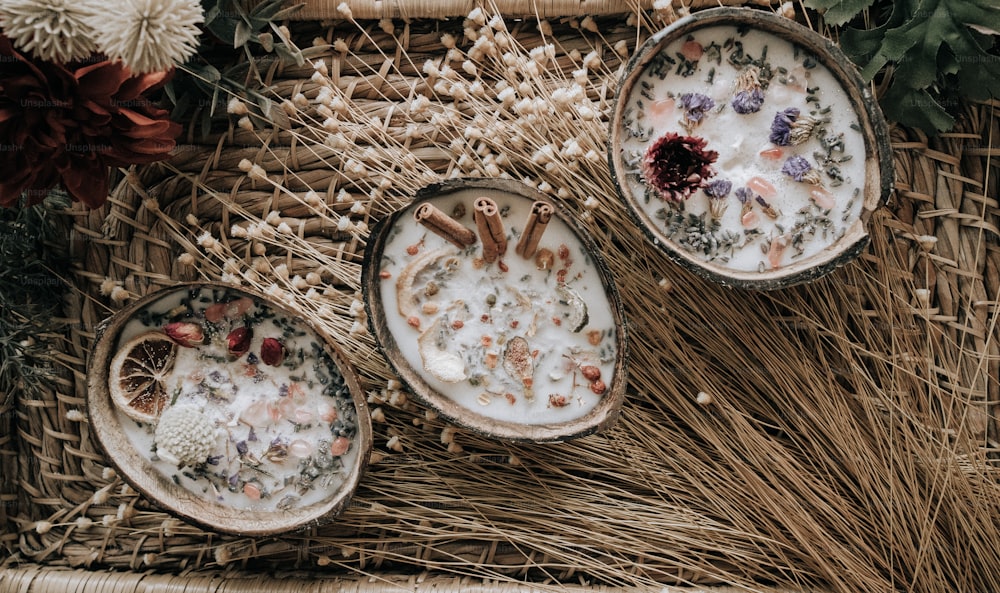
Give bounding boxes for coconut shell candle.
[87,283,372,536]
[609,7,893,289]
[363,178,628,443]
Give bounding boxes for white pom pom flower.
[0,0,100,63]
[154,405,217,467]
[86,0,204,73]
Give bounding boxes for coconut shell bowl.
[363,178,628,443]
[609,7,893,290]
[87,282,372,536]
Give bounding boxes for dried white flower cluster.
[154,405,217,467]
[0,0,203,72]
[0,0,99,63]
[89,0,203,73]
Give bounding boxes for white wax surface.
[378,190,618,425]
[619,25,868,272]
[115,287,360,512]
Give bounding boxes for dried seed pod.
[534,248,555,270]
[503,336,534,400]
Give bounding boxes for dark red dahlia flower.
[0,35,181,208]
[641,132,718,203]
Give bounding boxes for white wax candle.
[114,286,361,512]
[619,25,868,273]
[378,190,618,425]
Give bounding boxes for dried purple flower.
[735,187,758,227]
[769,108,799,146]
[781,155,821,184]
[735,187,755,205]
[755,195,780,219]
[731,89,765,114]
[732,67,765,114]
[704,179,732,219]
[641,132,719,203]
[678,92,715,126]
[704,179,732,198]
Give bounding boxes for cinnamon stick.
[515,201,554,259]
[413,203,477,248]
[473,197,507,263]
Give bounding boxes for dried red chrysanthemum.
[641,132,719,203]
[0,35,181,208]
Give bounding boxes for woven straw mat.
[2,4,999,593]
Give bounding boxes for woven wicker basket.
[2,2,999,592]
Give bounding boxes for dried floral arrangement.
[0,0,303,209]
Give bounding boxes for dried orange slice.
[109,331,178,423]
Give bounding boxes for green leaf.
[271,3,306,21]
[234,20,254,48]
[839,1,911,80]
[163,80,177,104]
[201,108,213,139]
[804,0,876,27]
[274,43,305,67]
[955,51,1000,100]
[210,84,221,117]
[203,2,220,25]
[170,91,193,120]
[881,84,955,134]
[205,15,239,46]
[251,0,288,21]
[879,0,1000,67]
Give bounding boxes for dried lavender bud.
[735,187,756,205]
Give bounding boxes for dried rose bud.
[260,337,285,366]
[227,327,253,357]
[162,322,204,347]
[589,379,607,395]
[580,365,601,381]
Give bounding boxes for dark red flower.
[641,132,718,203]
[0,35,181,208]
[227,327,253,358]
